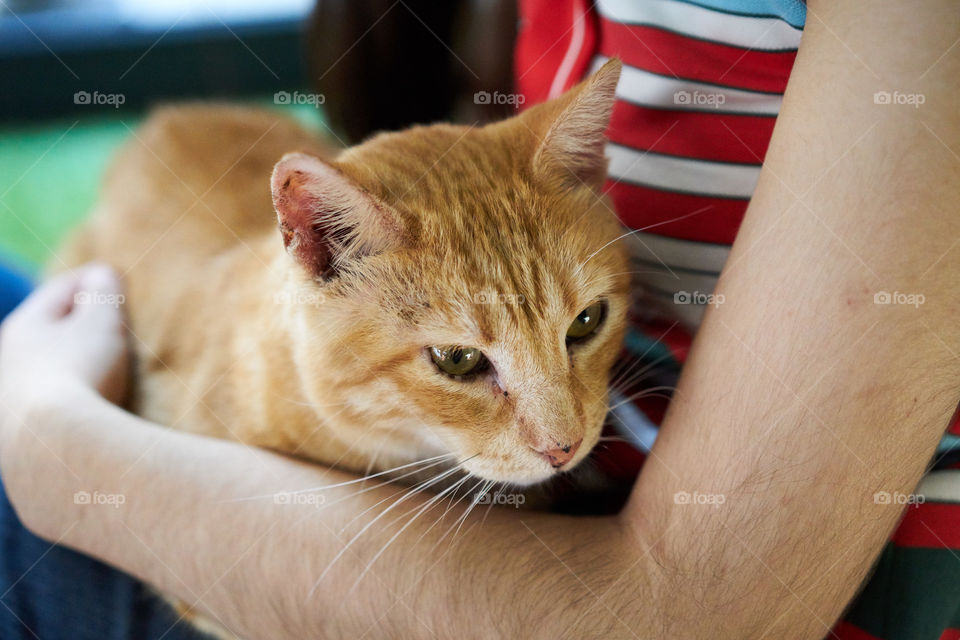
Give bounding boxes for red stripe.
[608,100,776,164]
[892,501,960,549]
[516,0,598,107]
[948,403,960,436]
[605,180,746,244]
[598,19,797,94]
[832,621,883,640]
[940,630,960,640]
[630,313,692,364]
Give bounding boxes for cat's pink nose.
[537,439,582,469]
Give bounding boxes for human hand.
[0,263,129,425]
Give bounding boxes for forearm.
[628,1,960,636]
[11,384,649,639]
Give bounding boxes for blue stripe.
[624,328,677,364]
[938,434,960,454]
[670,0,806,29]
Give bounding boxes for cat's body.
[62,107,398,470]
[60,62,629,637]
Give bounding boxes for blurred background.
[0,0,516,274]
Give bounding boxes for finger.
[71,263,125,326]
[7,269,80,324]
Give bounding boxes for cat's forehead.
[341,125,604,249]
[340,122,628,323]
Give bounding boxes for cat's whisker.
[267,391,354,410]
[610,352,662,387]
[580,270,663,289]
[309,457,476,596]
[449,480,488,542]
[428,478,488,554]
[333,480,424,536]
[597,436,631,443]
[309,466,461,596]
[346,475,474,592]
[610,367,671,394]
[333,454,473,536]
[609,351,675,391]
[410,470,481,547]
[575,205,714,274]
[360,425,403,487]
[608,386,677,411]
[480,487,499,526]
[221,453,454,504]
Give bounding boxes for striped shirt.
[516,2,960,639]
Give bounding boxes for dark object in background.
[309,0,516,143]
[0,0,308,121]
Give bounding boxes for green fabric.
[0,101,328,274]
[844,544,960,639]
[0,116,133,273]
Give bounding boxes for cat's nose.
[537,439,582,469]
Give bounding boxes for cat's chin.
[460,457,560,487]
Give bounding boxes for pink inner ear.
[271,153,354,276]
[534,59,621,189]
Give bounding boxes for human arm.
[4,1,960,637]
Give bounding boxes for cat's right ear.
[271,153,404,278]
[525,58,621,191]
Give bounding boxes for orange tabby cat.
[60,60,628,635]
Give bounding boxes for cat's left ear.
[529,58,621,190]
[271,153,404,278]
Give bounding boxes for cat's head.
[271,61,629,486]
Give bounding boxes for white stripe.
[625,230,731,272]
[636,269,719,295]
[917,470,960,503]
[606,142,760,199]
[624,232,730,331]
[609,391,660,452]
[597,0,802,50]
[593,56,783,115]
[548,1,589,99]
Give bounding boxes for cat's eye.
[566,301,605,342]
[429,346,489,377]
